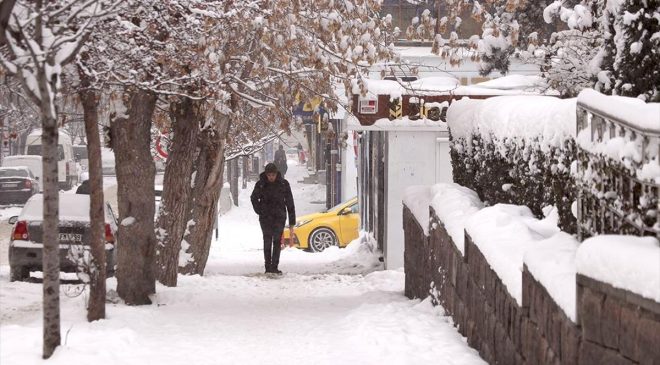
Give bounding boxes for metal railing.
[575,104,659,241]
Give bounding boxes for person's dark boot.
[271,267,283,275]
[265,263,272,274]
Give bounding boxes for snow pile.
[321,232,383,274]
[430,184,484,255]
[447,95,577,151]
[402,185,434,235]
[576,235,660,302]
[464,204,577,308]
[524,232,579,321]
[402,183,484,248]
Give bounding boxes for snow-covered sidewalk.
[0,163,484,365]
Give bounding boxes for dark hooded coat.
[76,180,90,194]
[250,171,296,229]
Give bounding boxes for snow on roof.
[353,75,549,99]
[447,96,577,150]
[346,114,448,131]
[577,89,660,132]
[3,155,42,161]
[471,75,546,91]
[20,193,92,222]
[576,235,660,302]
[27,129,73,142]
[0,166,29,170]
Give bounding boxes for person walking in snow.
[274,144,288,177]
[76,180,90,194]
[250,163,296,274]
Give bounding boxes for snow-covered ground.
[0,163,484,365]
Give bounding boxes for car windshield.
[326,198,357,213]
[27,145,65,160]
[0,169,27,177]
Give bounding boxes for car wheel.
[309,228,337,252]
[9,266,29,282]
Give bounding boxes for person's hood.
[259,171,283,183]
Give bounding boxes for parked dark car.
[8,193,118,282]
[0,166,40,205]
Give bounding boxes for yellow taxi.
[283,197,359,252]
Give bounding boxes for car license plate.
[59,233,82,242]
[2,183,18,188]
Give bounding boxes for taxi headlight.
[295,219,312,228]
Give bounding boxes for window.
[0,169,28,177]
[73,146,88,159]
[350,203,359,214]
[27,145,65,161]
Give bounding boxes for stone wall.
[577,274,660,364]
[402,204,660,365]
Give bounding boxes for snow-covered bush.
[447,96,578,233]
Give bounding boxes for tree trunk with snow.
[156,97,203,287]
[112,89,158,305]
[41,115,61,359]
[179,118,230,275]
[78,67,106,321]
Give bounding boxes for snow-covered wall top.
[403,182,592,321]
[576,235,660,303]
[402,183,482,239]
[447,96,577,150]
[578,85,660,132]
[524,232,578,322]
[465,204,566,308]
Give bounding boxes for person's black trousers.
[260,219,284,271]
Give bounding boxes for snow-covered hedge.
[447,96,578,233]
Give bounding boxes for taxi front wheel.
[309,228,337,252]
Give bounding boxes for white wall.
[341,128,358,202]
[384,130,447,270]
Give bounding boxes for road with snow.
[0,163,484,365]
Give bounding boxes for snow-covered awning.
[346,115,448,132]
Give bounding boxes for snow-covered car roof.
[18,194,105,223]
[0,166,30,171]
[3,155,42,162]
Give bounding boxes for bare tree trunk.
[41,115,60,358]
[112,89,157,305]
[179,117,230,275]
[155,97,202,287]
[242,156,248,189]
[78,67,106,321]
[0,0,16,45]
[230,159,239,206]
